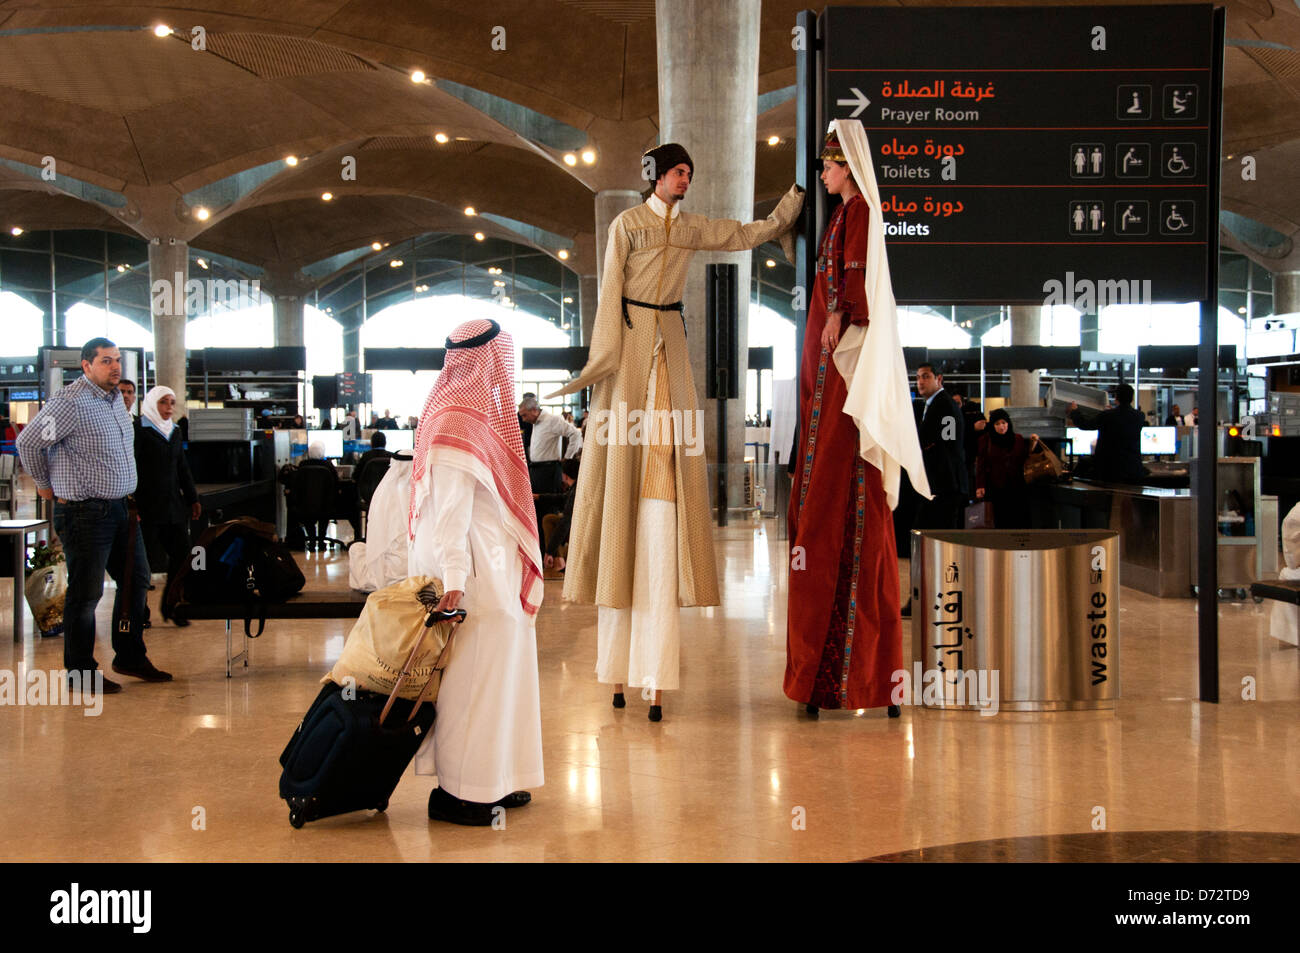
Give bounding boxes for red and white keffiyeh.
[408,319,543,616]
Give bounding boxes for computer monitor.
[1140,426,1177,455]
[1066,427,1095,456]
[306,429,344,459]
[378,429,414,452]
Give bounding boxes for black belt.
[621,296,685,334]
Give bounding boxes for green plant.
[26,540,65,575]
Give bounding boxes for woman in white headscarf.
[784,120,930,717]
[134,386,200,625]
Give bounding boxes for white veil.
[828,118,932,506]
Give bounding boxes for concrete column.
[578,275,598,346]
[343,324,361,373]
[1080,310,1099,351]
[595,189,643,291]
[273,295,305,348]
[657,0,760,504]
[1008,305,1042,407]
[148,239,188,409]
[1274,271,1300,315]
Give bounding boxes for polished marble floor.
[1,489,1297,862]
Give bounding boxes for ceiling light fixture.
[767,135,780,146]
[390,259,404,268]
[9,226,22,236]
[194,206,211,221]
[493,280,505,287]
[153,24,172,37]
[474,232,485,241]
[765,259,775,268]
[284,155,299,167]
[563,296,573,304]
[434,133,449,144]
[558,249,569,260]
[371,242,382,251]
[321,192,333,201]
[117,264,127,273]
[196,258,209,270]
[563,153,577,167]
[410,70,426,84]
[464,206,476,216]
[581,149,596,164]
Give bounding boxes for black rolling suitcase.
[278,607,466,828]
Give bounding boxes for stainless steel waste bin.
[910,529,1120,712]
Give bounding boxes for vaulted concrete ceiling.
[0,0,1297,282]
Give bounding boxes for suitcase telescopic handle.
[379,609,468,726]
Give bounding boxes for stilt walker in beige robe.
[549,143,804,721]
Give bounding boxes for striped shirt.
[16,374,137,501]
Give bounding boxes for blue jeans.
[51,498,151,672]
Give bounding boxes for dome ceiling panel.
[203,32,377,78]
[0,32,253,112]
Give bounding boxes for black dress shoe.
[887,704,901,718]
[111,659,173,682]
[68,673,122,695]
[492,791,532,809]
[648,704,662,722]
[805,703,819,717]
[900,599,912,618]
[427,786,494,826]
[172,617,191,628]
[612,692,625,709]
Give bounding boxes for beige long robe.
[549,185,804,608]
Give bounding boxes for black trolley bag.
[277,595,466,828]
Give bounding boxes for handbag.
[965,500,995,528]
[1023,441,1066,484]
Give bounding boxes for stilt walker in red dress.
[785,121,931,716]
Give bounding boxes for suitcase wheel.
[289,809,305,829]
[376,799,389,813]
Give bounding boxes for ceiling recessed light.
[474,232,485,241]
[581,149,596,164]
[767,135,780,146]
[284,155,299,167]
[195,258,209,270]
[9,226,22,236]
[117,264,126,273]
[765,259,775,268]
[321,192,333,201]
[390,259,404,268]
[563,153,577,167]
[558,249,569,260]
[563,296,573,304]
[434,133,449,144]
[371,242,382,251]
[493,280,505,287]
[464,206,476,216]
[1238,306,1247,314]
[153,24,172,38]
[410,70,426,84]
[194,206,211,221]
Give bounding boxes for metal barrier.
[910,529,1120,712]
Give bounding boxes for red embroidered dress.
[785,193,904,710]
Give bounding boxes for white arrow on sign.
[836,87,871,118]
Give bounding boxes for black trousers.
[141,517,190,589]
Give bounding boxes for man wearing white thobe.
[408,318,545,826]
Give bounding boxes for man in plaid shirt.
[17,337,172,694]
